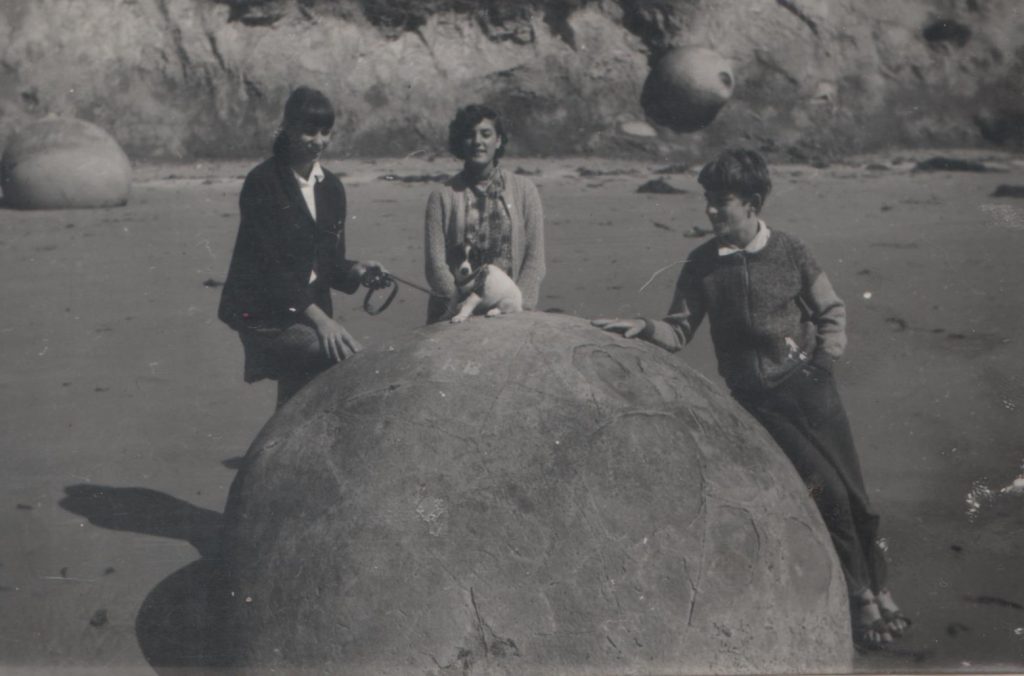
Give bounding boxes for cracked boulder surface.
[2,0,1024,159]
[218,312,851,675]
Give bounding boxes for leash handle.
[363,281,399,315]
[361,271,450,316]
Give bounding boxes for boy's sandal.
[879,607,912,637]
[853,618,893,651]
[851,596,893,651]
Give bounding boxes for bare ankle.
[852,588,876,604]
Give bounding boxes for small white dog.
[447,242,523,323]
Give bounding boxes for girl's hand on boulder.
[591,318,646,339]
[315,317,362,362]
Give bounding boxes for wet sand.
[1,154,1023,674]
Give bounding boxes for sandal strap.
[854,619,893,650]
[850,594,878,608]
[880,608,912,625]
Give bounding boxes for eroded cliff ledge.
[2,0,1022,160]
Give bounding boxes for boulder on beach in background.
[1,117,131,209]
[641,47,734,133]
[216,313,852,675]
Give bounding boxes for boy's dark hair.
[697,149,772,211]
[448,104,508,162]
[273,86,335,157]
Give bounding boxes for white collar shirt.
[292,162,325,283]
[293,162,325,222]
[718,220,770,257]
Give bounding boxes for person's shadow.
[60,483,231,672]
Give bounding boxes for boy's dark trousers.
[735,363,888,596]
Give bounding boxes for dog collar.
[458,267,481,286]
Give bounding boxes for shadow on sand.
[60,484,231,673]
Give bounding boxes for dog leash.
[362,271,448,316]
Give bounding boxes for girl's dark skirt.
[240,322,333,408]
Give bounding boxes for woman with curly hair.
[424,104,546,323]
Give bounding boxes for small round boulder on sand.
[218,313,852,675]
[1,117,131,209]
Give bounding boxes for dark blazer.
[219,155,361,331]
[218,156,361,380]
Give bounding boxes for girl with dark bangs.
[219,86,389,408]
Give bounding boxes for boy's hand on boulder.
[591,318,646,339]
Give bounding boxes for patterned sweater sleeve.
[640,257,706,352]
[793,238,847,361]
[515,178,546,310]
[424,188,457,299]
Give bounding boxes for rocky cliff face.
[2,0,1022,160]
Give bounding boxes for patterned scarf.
[464,169,514,276]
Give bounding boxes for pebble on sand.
[89,609,108,627]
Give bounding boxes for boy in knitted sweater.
[592,149,908,650]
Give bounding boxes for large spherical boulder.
[641,47,735,133]
[218,313,851,675]
[1,117,131,209]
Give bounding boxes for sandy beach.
[1,154,1023,674]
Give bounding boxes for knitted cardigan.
[424,169,545,322]
[642,229,847,394]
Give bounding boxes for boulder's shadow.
[60,484,231,672]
